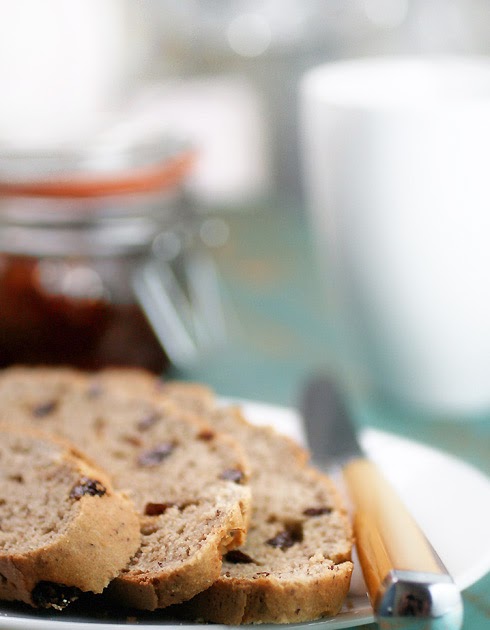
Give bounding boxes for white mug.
[300,56,490,416]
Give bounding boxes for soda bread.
[0,367,352,623]
[159,383,354,624]
[0,425,140,609]
[0,367,251,610]
[84,373,354,624]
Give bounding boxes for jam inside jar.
[0,139,196,373]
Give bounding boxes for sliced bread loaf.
[175,400,354,624]
[0,367,251,610]
[0,425,140,609]
[63,371,354,623]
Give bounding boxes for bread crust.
[0,367,251,610]
[0,367,352,622]
[185,564,353,624]
[0,426,140,606]
[175,404,354,624]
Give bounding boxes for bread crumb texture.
[0,367,250,610]
[163,393,355,625]
[0,426,140,608]
[0,367,352,622]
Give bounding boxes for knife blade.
[301,375,463,630]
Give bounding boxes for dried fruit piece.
[144,502,176,516]
[266,530,295,550]
[31,581,82,610]
[225,549,255,564]
[32,400,57,418]
[144,500,198,516]
[266,522,303,550]
[303,507,332,517]
[122,435,143,448]
[70,477,107,500]
[197,429,215,441]
[137,411,161,432]
[137,443,175,467]
[220,468,245,484]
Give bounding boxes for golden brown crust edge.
[0,494,141,604]
[0,428,141,606]
[178,561,353,624]
[0,370,253,612]
[107,494,250,610]
[172,404,354,624]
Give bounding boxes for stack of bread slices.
[0,367,353,624]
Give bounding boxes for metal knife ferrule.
[376,571,463,629]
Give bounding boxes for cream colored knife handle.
[344,458,463,630]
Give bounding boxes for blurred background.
[1,0,490,430]
[137,0,490,208]
[3,0,490,209]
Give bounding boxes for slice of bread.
[164,390,354,625]
[0,425,140,609]
[74,373,354,623]
[0,367,251,610]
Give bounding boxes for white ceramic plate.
[1,400,489,630]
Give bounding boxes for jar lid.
[0,133,195,198]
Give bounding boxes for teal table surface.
[172,201,490,630]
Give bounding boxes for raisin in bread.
[75,371,354,623]
[0,425,140,609]
[164,392,354,625]
[0,367,251,610]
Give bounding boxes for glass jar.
[0,136,201,373]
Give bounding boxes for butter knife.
[301,375,463,630]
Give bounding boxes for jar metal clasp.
[132,229,228,368]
